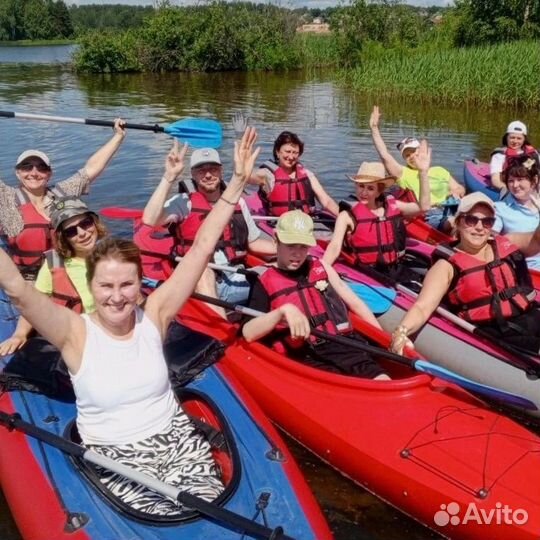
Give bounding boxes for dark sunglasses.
[62,216,95,239]
[17,162,51,173]
[461,214,496,229]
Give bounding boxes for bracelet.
[393,325,409,337]
[220,195,238,206]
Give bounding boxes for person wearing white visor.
[490,120,539,192]
[0,119,126,281]
[368,105,465,232]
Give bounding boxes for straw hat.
[347,162,396,188]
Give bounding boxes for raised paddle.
[0,411,295,540]
[190,292,538,411]
[0,111,223,149]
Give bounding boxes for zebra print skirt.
[87,411,224,516]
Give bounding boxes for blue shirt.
[493,194,540,269]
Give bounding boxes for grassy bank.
[344,40,540,108]
[0,39,76,47]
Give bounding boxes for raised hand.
[232,112,248,136]
[113,118,127,139]
[165,139,188,180]
[233,126,260,182]
[369,105,381,130]
[414,139,431,172]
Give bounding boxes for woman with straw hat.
[323,142,431,283]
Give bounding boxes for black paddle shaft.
[0,411,296,540]
[191,292,415,368]
[84,118,165,132]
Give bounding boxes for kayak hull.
[463,160,500,201]
[0,317,331,540]
[178,299,540,540]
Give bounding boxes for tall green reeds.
[294,34,340,67]
[344,41,540,108]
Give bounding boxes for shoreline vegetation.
[0,39,76,47]
[1,1,538,107]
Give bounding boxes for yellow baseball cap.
[275,210,316,246]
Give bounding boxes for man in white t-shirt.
[141,142,275,315]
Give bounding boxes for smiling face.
[276,240,309,271]
[15,158,52,194]
[355,182,384,207]
[456,204,495,250]
[402,148,418,169]
[507,133,526,150]
[61,213,98,257]
[191,164,223,194]
[276,143,301,171]
[90,258,141,328]
[506,174,535,203]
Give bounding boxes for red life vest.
[173,192,248,265]
[44,250,83,313]
[259,160,316,217]
[345,197,406,267]
[133,219,174,282]
[434,236,535,326]
[7,187,65,279]
[257,257,352,352]
[491,144,539,171]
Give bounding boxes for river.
[0,44,538,540]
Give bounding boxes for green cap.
[50,197,94,231]
[275,210,316,247]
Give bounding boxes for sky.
[70,1,452,8]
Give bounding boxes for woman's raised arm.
[0,248,79,355]
[146,127,260,333]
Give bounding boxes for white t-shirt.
[72,308,177,445]
[490,153,506,176]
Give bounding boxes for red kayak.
[176,298,540,540]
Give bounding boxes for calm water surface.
[1,47,538,540]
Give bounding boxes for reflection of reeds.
[344,41,540,108]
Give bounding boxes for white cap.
[16,149,51,167]
[190,148,221,169]
[455,192,495,220]
[506,121,527,136]
[396,137,420,156]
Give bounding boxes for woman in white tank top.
[0,128,260,515]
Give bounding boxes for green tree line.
[0,0,72,41]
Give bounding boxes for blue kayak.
[0,306,331,540]
[463,159,500,201]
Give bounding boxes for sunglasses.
[461,214,496,229]
[17,162,51,173]
[62,215,95,239]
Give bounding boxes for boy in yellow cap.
[242,210,390,380]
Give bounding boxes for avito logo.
[434,502,528,526]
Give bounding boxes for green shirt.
[35,256,95,313]
[398,165,451,206]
